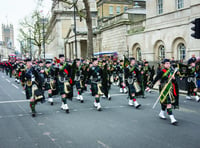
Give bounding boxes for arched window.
[178,43,186,60]
[159,45,165,60]
[136,47,141,61]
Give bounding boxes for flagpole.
[152,68,178,109]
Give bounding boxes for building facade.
[97,0,133,21]
[127,0,200,62]
[0,24,15,60]
[45,0,97,59]
[46,0,200,61]
[1,24,14,49]
[95,0,146,58]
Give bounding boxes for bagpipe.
[127,75,141,93]
[177,63,188,77]
[25,67,45,102]
[32,83,44,102]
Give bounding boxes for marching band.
[0,54,200,126]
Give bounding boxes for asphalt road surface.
[0,72,200,148]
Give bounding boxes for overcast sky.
[0,0,52,49]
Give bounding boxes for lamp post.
[29,29,32,60]
[73,0,78,59]
[42,16,46,59]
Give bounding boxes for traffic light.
[191,18,200,39]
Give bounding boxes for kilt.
[58,81,72,96]
[25,85,32,100]
[128,84,136,97]
[58,81,65,95]
[75,81,81,90]
[45,83,51,90]
[91,82,98,96]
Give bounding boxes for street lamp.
[42,16,46,59]
[29,29,32,60]
[73,0,78,59]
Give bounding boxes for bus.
[8,54,16,63]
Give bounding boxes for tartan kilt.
[161,96,171,105]
[58,81,65,95]
[25,85,32,100]
[91,83,98,96]
[75,81,81,90]
[119,76,123,86]
[45,83,51,90]
[128,84,136,96]
[58,81,72,95]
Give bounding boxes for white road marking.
[12,83,19,89]
[110,93,127,97]
[21,91,25,95]
[0,100,29,104]
[6,79,11,83]
[0,113,43,119]
[97,140,110,148]
[178,107,197,113]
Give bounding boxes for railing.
[99,13,129,28]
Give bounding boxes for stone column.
[69,42,72,60]
[77,40,81,58]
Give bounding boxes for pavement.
[0,72,200,148]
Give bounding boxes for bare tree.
[82,0,93,58]
[18,11,49,58]
[54,0,94,58]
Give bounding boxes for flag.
[160,81,172,104]
[123,55,130,68]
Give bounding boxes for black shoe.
[97,108,102,111]
[66,109,69,113]
[32,113,36,117]
[136,104,141,109]
[172,121,178,126]
[81,100,84,103]
[50,102,54,106]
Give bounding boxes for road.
[0,72,200,148]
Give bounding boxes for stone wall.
[126,0,200,62]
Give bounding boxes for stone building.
[95,1,146,58]
[1,24,14,49]
[45,0,97,59]
[96,0,133,22]
[0,24,15,60]
[46,0,200,61]
[127,0,200,62]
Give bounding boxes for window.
[177,0,184,9]
[157,0,163,14]
[136,47,142,61]
[159,45,165,60]
[124,6,128,12]
[116,6,121,14]
[178,43,186,60]
[109,6,114,15]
